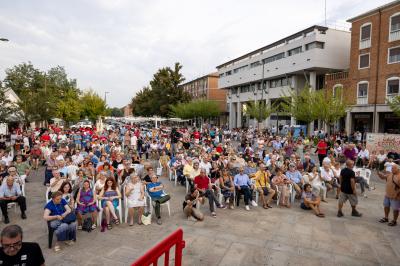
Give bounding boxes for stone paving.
[2,167,400,266]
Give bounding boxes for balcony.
[357,97,368,105]
[359,39,371,49]
[389,30,400,42]
[325,71,349,81]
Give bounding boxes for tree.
[55,89,81,123]
[107,107,124,117]
[3,62,80,125]
[131,63,191,117]
[281,86,319,126]
[170,100,220,126]
[245,101,277,129]
[389,95,400,117]
[316,86,348,134]
[80,89,107,121]
[0,87,21,123]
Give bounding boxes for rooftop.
[180,72,218,87]
[347,0,400,22]
[216,25,329,69]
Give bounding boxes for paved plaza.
[4,167,400,266]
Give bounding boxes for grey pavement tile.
[7,166,400,266]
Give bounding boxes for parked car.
[71,120,93,129]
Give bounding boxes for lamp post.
[104,91,109,105]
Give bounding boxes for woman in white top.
[307,166,327,202]
[320,161,335,200]
[125,173,145,226]
[95,171,107,195]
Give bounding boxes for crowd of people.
[0,124,399,253]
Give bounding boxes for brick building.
[180,72,227,125]
[326,0,400,134]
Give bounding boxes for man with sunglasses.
[0,225,45,265]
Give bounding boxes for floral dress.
[76,189,99,214]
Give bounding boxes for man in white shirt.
[357,146,370,167]
[199,157,212,176]
[377,150,387,171]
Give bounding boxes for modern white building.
[217,25,351,130]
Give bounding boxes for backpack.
[82,217,92,232]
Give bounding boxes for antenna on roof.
[325,0,327,26]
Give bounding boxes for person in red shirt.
[193,129,200,144]
[40,131,50,142]
[316,138,328,166]
[194,169,225,217]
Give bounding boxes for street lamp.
[104,91,109,105]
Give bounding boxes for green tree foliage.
[3,62,81,124]
[56,89,81,123]
[107,107,124,117]
[170,100,220,120]
[316,86,348,131]
[245,101,278,127]
[389,95,400,117]
[80,90,107,121]
[281,86,319,124]
[131,63,191,117]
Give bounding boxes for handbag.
[62,212,77,224]
[141,212,152,225]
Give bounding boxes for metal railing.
[131,229,185,266]
[325,71,349,81]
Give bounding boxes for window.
[288,46,302,56]
[233,65,248,73]
[305,41,324,50]
[250,61,261,68]
[388,46,400,64]
[226,71,232,76]
[390,13,400,33]
[387,78,399,95]
[359,53,370,69]
[333,84,343,100]
[263,52,285,64]
[360,24,371,41]
[357,82,368,97]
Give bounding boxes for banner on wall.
[366,133,400,153]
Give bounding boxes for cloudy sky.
[0,0,392,107]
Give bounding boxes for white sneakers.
[251,200,258,207]
[245,205,250,211]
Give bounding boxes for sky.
[0,0,393,107]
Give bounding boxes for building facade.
[217,25,351,130]
[180,72,227,124]
[326,0,400,134]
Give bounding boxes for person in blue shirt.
[147,175,170,225]
[43,191,76,252]
[285,163,304,196]
[234,167,257,211]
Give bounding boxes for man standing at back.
[337,160,362,218]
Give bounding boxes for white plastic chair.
[146,191,171,217]
[359,168,372,185]
[5,184,26,215]
[97,196,123,226]
[275,184,293,206]
[45,186,51,202]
